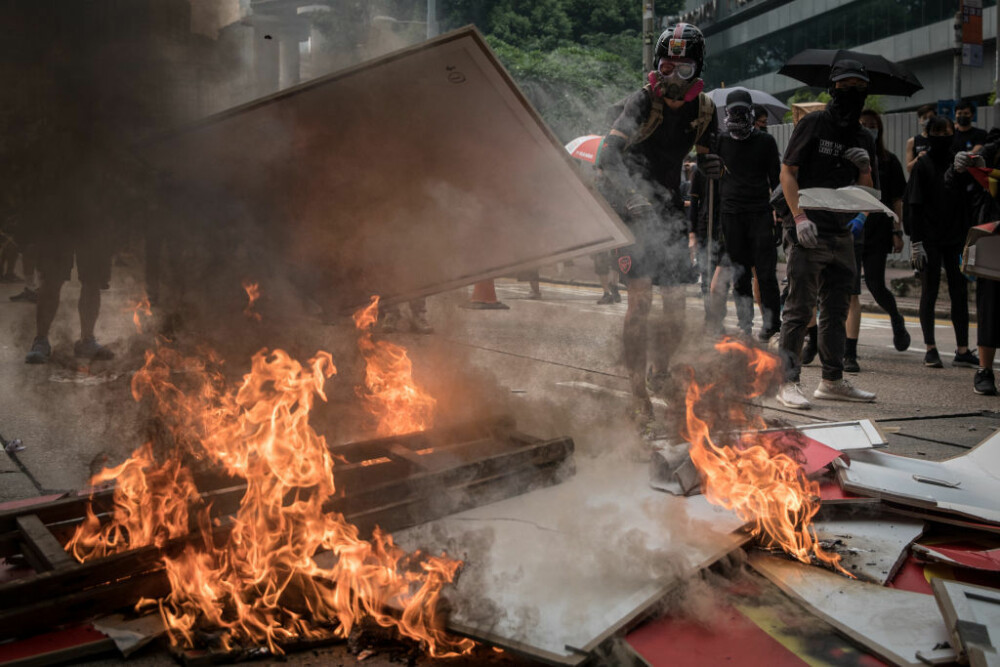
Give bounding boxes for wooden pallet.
[0,417,574,642]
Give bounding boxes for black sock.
[845,337,858,357]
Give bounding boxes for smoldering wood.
[143,27,632,313]
[0,418,573,642]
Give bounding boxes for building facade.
[679,0,998,113]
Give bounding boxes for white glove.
[843,147,872,174]
[954,151,985,172]
[911,240,928,271]
[794,212,818,248]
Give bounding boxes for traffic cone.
[462,279,510,310]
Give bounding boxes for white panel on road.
[392,460,747,665]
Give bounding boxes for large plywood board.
[392,459,748,665]
[932,579,1000,667]
[751,554,953,667]
[835,428,1000,525]
[145,28,632,312]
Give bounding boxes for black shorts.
[37,233,113,285]
[615,215,694,286]
[977,277,1000,348]
[851,241,863,296]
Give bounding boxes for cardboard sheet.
[812,514,924,584]
[751,553,953,666]
[392,459,748,665]
[798,186,898,221]
[145,28,632,312]
[835,428,1000,525]
[932,579,1000,667]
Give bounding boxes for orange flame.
[242,280,262,322]
[683,338,847,573]
[65,340,473,657]
[353,296,436,437]
[131,295,152,334]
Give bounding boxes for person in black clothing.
[905,116,979,370]
[841,109,911,373]
[951,100,988,156]
[598,22,721,437]
[905,103,937,173]
[950,135,1000,395]
[774,59,878,409]
[715,89,782,339]
[753,105,769,131]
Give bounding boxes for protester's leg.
[650,284,686,378]
[79,281,101,341]
[975,278,1000,394]
[707,263,731,333]
[919,243,943,349]
[723,215,754,335]
[73,237,115,359]
[778,243,821,383]
[862,249,902,319]
[815,238,852,382]
[409,297,433,334]
[36,276,64,340]
[624,276,653,408]
[752,220,782,337]
[941,247,970,352]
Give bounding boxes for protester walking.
[715,89,782,340]
[598,22,721,438]
[905,116,978,370]
[774,59,878,409]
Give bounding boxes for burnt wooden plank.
[0,449,573,642]
[16,514,75,572]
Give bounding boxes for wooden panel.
[145,28,632,312]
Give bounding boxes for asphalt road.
[0,271,996,666]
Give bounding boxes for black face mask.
[928,135,953,164]
[725,106,754,140]
[956,116,972,128]
[828,86,867,127]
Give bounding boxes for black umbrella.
[778,49,923,96]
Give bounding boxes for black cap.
[830,59,869,83]
[726,89,753,109]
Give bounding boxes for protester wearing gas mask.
[597,21,722,442]
[951,100,987,156]
[905,115,979,371]
[905,103,937,173]
[773,59,878,410]
[711,88,781,341]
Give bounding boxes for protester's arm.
[905,136,919,173]
[766,136,781,190]
[891,198,904,253]
[780,164,802,216]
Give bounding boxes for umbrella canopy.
[778,49,922,96]
[706,86,789,127]
[565,134,604,164]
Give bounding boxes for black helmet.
[654,23,705,77]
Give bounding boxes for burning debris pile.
[62,295,473,658]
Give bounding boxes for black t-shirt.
[610,89,715,207]
[951,127,988,155]
[782,110,880,235]
[912,134,931,161]
[716,129,781,214]
[864,150,905,250]
[906,155,965,246]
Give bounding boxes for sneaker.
[843,355,860,373]
[776,382,812,409]
[974,368,998,396]
[611,287,622,303]
[890,315,911,351]
[597,292,615,305]
[953,349,980,368]
[527,291,542,300]
[756,328,780,343]
[25,336,51,364]
[924,348,943,368]
[73,337,115,361]
[9,287,37,303]
[813,378,875,402]
[411,313,434,335]
[801,337,818,365]
[646,370,672,397]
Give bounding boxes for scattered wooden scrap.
[0,417,573,644]
[931,579,1000,667]
[750,553,955,666]
[811,511,924,584]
